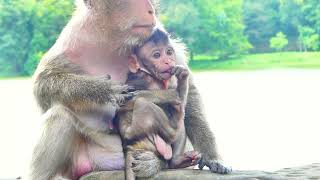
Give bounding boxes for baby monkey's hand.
[171,65,189,80]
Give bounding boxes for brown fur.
[117,34,201,179]
[31,0,231,180]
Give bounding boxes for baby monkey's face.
[138,42,176,80]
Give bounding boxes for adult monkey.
[31,0,231,179]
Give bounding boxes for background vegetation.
[0,0,319,77]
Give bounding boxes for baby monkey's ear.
[128,55,141,73]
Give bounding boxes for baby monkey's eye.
[153,52,161,59]
[166,48,174,56]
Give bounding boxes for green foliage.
[243,0,281,52]
[189,52,320,71]
[270,32,289,51]
[298,26,320,51]
[0,0,319,77]
[0,0,73,76]
[244,0,320,52]
[161,0,252,60]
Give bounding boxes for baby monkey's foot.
[170,150,202,169]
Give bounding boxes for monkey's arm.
[185,76,231,174]
[33,56,128,112]
[117,89,180,112]
[120,98,177,142]
[134,89,180,105]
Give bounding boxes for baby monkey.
[116,29,201,180]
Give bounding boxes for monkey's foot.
[170,151,202,169]
[131,150,161,178]
[199,159,232,174]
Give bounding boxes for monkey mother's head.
[75,0,159,53]
[129,29,176,81]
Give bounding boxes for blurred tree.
[0,0,36,76]
[0,0,73,76]
[161,0,252,60]
[301,0,320,34]
[0,0,319,76]
[298,26,320,51]
[24,0,74,75]
[270,32,289,51]
[243,0,281,52]
[244,0,320,52]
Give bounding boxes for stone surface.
[81,163,320,180]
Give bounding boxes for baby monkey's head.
[129,29,176,81]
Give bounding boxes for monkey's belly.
[128,137,157,153]
[127,135,172,160]
[88,137,125,170]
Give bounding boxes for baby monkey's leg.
[169,127,202,169]
[122,97,177,142]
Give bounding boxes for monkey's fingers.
[178,69,189,80]
[111,84,130,94]
[126,86,136,93]
[170,66,175,75]
[113,92,135,106]
[199,159,232,174]
[171,66,179,75]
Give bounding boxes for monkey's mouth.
[132,24,155,31]
[133,23,155,28]
[160,69,173,80]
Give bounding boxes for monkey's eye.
[152,52,161,59]
[166,48,174,56]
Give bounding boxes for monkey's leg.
[125,151,135,180]
[185,77,232,174]
[131,150,163,178]
[122,98,177,142]
[31,104,79,180]
[169,126,201,169]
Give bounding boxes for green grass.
[0,76,30,80]
[1,52,320,79]
[190,52,320,71]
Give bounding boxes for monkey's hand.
[110,80,135,107]
[171,65,189,80]
[171,65,189,102]
[97,74,135,106]
[198,158,232,174]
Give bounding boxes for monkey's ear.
[128,55,140,73]
[83,0,93,9]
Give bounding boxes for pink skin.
[72,144,92,180]
[154,135,173,160]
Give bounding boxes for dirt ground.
[1,70,320,179]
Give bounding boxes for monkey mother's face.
[139,42,176,80]
[105,0,157,41]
